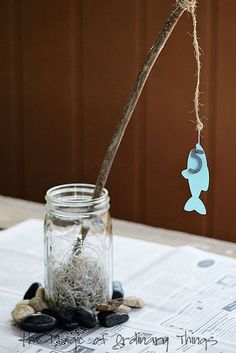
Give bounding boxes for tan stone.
[123,296,145,308]
[29,297,48,312]
[35,287,46,300]
[96,299,122,312]
[16,300,30,307]
[11,304,34,323]
[116,304,131,313]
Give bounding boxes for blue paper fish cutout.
[182,143,209,215]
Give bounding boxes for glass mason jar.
[44,183,112,310]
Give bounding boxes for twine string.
[177,0,203,144]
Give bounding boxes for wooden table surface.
[1,195,236,258]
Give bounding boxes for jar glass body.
[44,183,112,310]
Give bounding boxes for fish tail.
[184,197,206,215]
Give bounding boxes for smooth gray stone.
[74,306,97,328]
[20,314,57,332]
[112,281,124,299]
[42,309,79,331]
[23,283,42,300]
[97,312,129,327]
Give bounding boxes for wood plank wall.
[1,0,236,241]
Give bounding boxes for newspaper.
[0,219,236,353]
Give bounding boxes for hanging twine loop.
[177,0,203,143]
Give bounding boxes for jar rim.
[45,183,109,208]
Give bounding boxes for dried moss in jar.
[44,184,112,310]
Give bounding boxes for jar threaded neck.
[45,183,110,218]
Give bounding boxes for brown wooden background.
[1,0,236,241]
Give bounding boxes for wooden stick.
[93,2,185,199]
[77,1,195,244]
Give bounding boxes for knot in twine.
[197,120,203,131]
[177,0,197,12]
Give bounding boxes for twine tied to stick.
[177,0,196,12]
[177,0,203,143]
